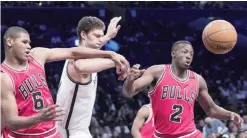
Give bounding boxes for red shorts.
[2,127,61,138]
[153,129,203,138]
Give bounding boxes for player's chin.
[183,63,190,69]
[20,55,28,62]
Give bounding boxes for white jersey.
[56,60,97,133]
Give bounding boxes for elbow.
[205,105,217,117]
[123,90,132,98]
[131,128,137,138]
[122,88,135,98]
[122,83,137,98]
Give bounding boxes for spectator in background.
[197,119,205,132]
[242,115,247,130]
[203,117,229,138]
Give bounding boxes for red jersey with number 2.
[149,64,199,138]
[1,55,58,137]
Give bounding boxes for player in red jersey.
[131,104,154,138]
[123,40,243,138]
[1,26,129,138]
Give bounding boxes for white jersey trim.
[169,65,189,83]
[154,129,198,138]
[11,125,56,136]
[149,65,166,95]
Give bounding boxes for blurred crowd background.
[1,1,247,138]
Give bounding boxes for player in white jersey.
[56,16,129,138]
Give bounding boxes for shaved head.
[3,26,29,45]
[171,40,192,52]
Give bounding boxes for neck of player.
[171,63,187,80]
[4,54,27,70]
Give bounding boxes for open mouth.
[185,61,191,65]
[25,51,30,56]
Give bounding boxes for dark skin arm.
[1,73,64,131]
[131,106,150,138]
[197,74,243,128]
[123,65,163,98]
[1,73,41,131]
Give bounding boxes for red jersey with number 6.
[1,55,56,136]
[149,64,199,137]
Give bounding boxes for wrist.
[106,51,115,59]
[104,34,112,40]
[228,111,234,120]
[32,113,42,124]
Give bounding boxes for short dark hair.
[76,16,105,42]
[171,40,192,52]
[3,26,29,45]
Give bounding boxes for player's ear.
[6,37,13,48]
[171,51,175,58]
[80,31,87,40]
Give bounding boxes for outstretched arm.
[197,74,243,127]
[123,65,163,98]
[31,46,114,65]
[73,58,116,73]
[131,106,150,138]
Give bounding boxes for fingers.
[132,64,140,70]
[233,113,244,128]
[111,16,121,23]
[46,105,65,121]
[46,104,60,112]
[116,25,121,31]
[140,69,146,74]
[115,16,122,24]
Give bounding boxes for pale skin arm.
[197,75,243,127]
[30,46,114,66]
[123,65,163,98]
[74,58,116,74]
[131,106,150,138]
[1,73,42,131]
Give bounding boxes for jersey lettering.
[161,85,195,105]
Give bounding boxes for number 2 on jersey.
[169,104,183,123]
[32,91,44,110]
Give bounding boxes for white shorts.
[57,125,92,138]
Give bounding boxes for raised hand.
[106,16,122,39]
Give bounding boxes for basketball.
[202,20,237,54]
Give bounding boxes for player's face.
[84,29,104,49]
[174,44,194,69]
[11,32,31,62]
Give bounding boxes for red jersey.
[149,64,199,138]
[140,104,154,138]
[1,56,58,137]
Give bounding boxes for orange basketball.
[202,20,237,54]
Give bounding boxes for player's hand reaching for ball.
[230,112,244,129]
[126,64,145,81]
[36,104,65,122]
